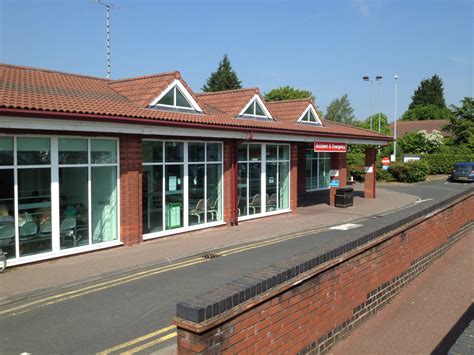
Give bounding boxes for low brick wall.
[174,190,473,354]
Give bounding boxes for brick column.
[329,153,348,206]
[290,143,298,213]
[364,147,376,199]
[297,143,307,195]
[119,134,142,246]
[223,140,238,225]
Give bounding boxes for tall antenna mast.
[97,0,118,79]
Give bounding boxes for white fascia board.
[297,104,323,125]
[0,115,389,145]
[149,79,203,112]
[238,94,273,119]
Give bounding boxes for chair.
[267,194,277,211]
[0,223,15,247]
[61,217,79,246]
[189,199,205,224]
[20,221,38,240]
[249,194,261,214]
[38,219,52,239]
[207,198,219,221]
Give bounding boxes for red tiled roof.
[267,98,314,123]
[388,120,451,137]
[0,63,391,141]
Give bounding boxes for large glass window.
[306,148,331,190]
[238,143,290,218]
[0,136,119,263]
[142,141,223,237]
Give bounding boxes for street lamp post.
[375,76,383,133]
[393,74,398,161]
[363,76,374,130]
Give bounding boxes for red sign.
[381,157,390,166]
[314,142,347,153]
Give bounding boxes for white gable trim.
[238,94,273,119]
[297,104,323,125]
[149,79,203,112]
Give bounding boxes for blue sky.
[1,0,472,121]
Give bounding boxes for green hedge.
[422,154,474,174]
[389,161,429,183]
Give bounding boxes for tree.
[408,74,447,109]
[202,54,242,92]
[357,113,391,136]
[401,104,453,121]
[264,86,314,102]
[398,130,444,154]
[445,97,474,151]
[325,94,356,125]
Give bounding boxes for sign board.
[330,179,340,187]
[314,142,347,153]
[329,169,339,177]
[403,156,421,163]
[381,157,390,166]
[390,154,396,162]
[364,166,374,173]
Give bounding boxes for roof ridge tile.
[195,88,259,97]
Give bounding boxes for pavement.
[1,181,418,302]
[329,228,474,355]
[0,178,471,354]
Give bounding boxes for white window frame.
[239,94,273,119]
[306,148,331,192]
[297,104,323,125]
[237,143,291,222]
[142,140,224,240]
[149,79,203,112]
[0,134,121,267]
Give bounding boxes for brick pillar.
[290,143,298,213]
[223,140,238,225]
[119,134,142,246]
[297,143,307,195]
[364,147,376,199]
[329,153,348,206]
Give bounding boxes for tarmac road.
[0,179,471,354]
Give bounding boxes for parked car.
[450,162,474,182]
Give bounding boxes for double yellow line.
[0,227,323,318]
[97,325,177,355]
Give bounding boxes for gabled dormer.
[297,104,323,125]
[238,94,273,120]
[148,79,203,113]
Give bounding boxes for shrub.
[377,167,396,182]
[348,165,365,182]
[422,154,474,174]
[389,161,429,183]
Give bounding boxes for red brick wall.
[290,143,298,213]
[176,195,473,354]
[364,148,376,199]
[297,143,307,196]
[329,152,348,206]
[223,140,238,225]
[119,134,143,246]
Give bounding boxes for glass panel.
[188,142,205,162]
[243,102,254,115]
[237,144,247,161]
[207,163,222,222]
[188,164,205,226]
[323,158,331,188]
[206,143,221,162]
[17,137,50,165]
[175,87,192,108]
[0,169,15,259]
[266,162,277,212]
[165,165,184,229]
[255,101,265,116]
[305,158,312,191]
[158,88,174,106]
[142,141,163,163]
[308,110,317,122]
[0,137,13,166]
[249,144,261,161]
[59,167,89,249]
[18,168,51,256]
[91,166,118,243]
[165,142,183,162]
[279,145,289,160]
[91,139,117,164]
[142,165,163,234]
[278,162,290,210]
[238,163,248,217]
[249,162,261,215]
[59,138,88,165]
[266,145,277,161]
[312,158,319,189]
